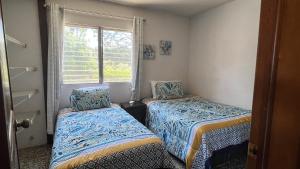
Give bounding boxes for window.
[63,26,99,84]
[63,26,132,84]
[103,30,132,82]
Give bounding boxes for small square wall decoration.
[143,45,155,60]
[159,40,172,55]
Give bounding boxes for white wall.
[188,0,261,109]
[58,0,190,108]
[1,0,190,148]
[1,0,261,149]
[2,0,46,148]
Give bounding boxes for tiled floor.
[19,145,51,169]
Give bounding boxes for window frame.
[63,24,133,84]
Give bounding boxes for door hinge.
[248,142,258,159]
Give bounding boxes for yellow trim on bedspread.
[56,137,162,169]
[186,116,251,169]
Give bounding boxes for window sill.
[61,81,131,86]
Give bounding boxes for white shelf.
[6,34,27,48]
[12,90,38,108]
[12,90,38,98]
[9,67,37,80]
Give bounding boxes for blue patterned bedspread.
[50,106,174,169]
[146,96,251,169]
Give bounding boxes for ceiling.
[102,0,233,16]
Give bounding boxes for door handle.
[248,142,258,159]
[16,119,30,128]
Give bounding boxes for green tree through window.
[103,30,132,82]
[63,26,132,84]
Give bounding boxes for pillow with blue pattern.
[152,81,184,100]
[70,86,111,111]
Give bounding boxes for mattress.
[145,96,251,169]
[50,106,175,169]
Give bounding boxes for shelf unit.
[12,90,38,108]
[6,33,40,135]
[9,66,37,80]
[6,34,27,48]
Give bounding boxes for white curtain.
[46,1,64,134]
[131,17,144,101]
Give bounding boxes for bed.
[144,96,251,169]
[49,105,175,169]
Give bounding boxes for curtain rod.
[44,4,146,22]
